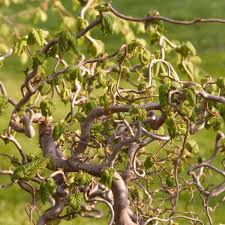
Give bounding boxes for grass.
[1,0,225,224]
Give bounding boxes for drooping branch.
[109,3,225,25]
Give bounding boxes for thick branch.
[112,172,137,225]
[73,103,160,158]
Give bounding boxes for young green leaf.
[165,117,177,138]
[185,139,199,154]
[144,157,154,170]
[40,99,55,117]
[60,87,71,104]
[100,168,115,188]
[179,100,193,118]
[39,183,49,204]
[216,77,225,89]
[158,83,171,109]
[68,192,82,211]
[14,36,27,56]
[58,31,80,57]
[183,87,196,106]
[52,122,66,141]
[139,48,150,66]
[95,2,109,12]
[32,51,47,68]
[130,105,147,122]
[73,171,92,186]
[166,177,175,188]
[38,83,52,96]
[205,115,224,131]
[176,41,196,57]
[39,178,56,204]
[12,158,49,181]
[82,101,97,114]
[27,28,48,46]
[101,13,114,34]
[0,96,8,113]
[64,66,81,82]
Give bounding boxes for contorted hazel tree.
[2,1,225,225]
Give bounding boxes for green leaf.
[27,28,48,46]
[14,36,27,56]
[82,101,96,114]
[95,2,109,12]
[183,87,196,106]
[64,66,81,82]
[179,100,193,118]
[216,77,225,89]
[212,116,224,131]
[186,139,199,154]
[220,105,225,121]
[33,8,48,24]
[12,158,49,181]
[73,171,92,185]
[38,83,52,96]
[158,83,170,109]
[32,51,47,68]
[130,105,147,122]
[77,17,88,31]
[39,183,49,204]
[40,99,55,117]
[101,13,114,34]
[0,96,8,113]
[95,71,107,88]
[144,157,154,170]
[127,40,142,54]
[138,48,150,66]
[205,115,224,131]
[99,95,110,109]
[60,87,71,104]
[49,75,62,86]
[176,41,196,57]
[100,168,115,188]
[58,31,80,57]
[58,31,69,57]
[52,122,66,141]
[45,178,57,194]
[145,10,164,35]
[197,156,204,164]
[39,178,56,204]
[166,177,175,187]
[185,41,196,56]
[69,192,82,211]
[165,117,176,139]
[68,34,80,56]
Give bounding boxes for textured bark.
[39,118,65,161]
[38,116,139,225]
[73,103,160,158]
[112,172,137,225]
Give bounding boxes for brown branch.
[109,3,225,25]
[42,17,102,53]
[108,121,142,166]
[112,172,137,225]
[73,103,160,158]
